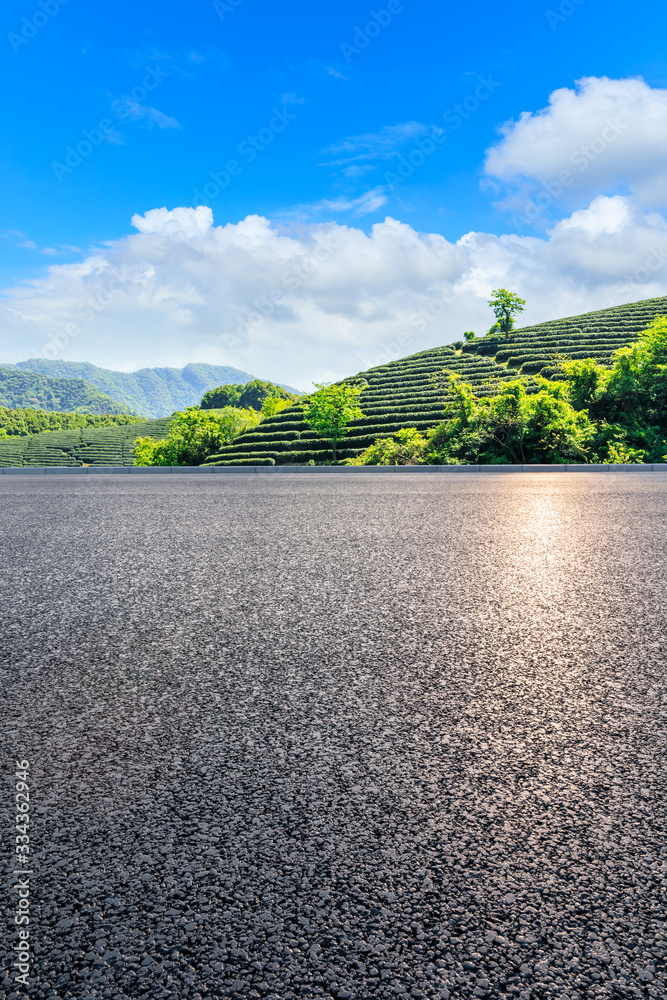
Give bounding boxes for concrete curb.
[1,464,667,475]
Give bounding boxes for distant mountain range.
[8,360,276,417]
[0,366,134,415]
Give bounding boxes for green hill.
[0,417,172,468]
[206,295,667,466]
[461,294,667,376]
[12,360,258,418]
[0,367,132,415]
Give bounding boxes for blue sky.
[2,0,667,383]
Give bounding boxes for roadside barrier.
[1,464,667,475]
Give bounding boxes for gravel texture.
[1,473,666,1000]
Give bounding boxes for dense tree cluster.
[200,379,298,411]
[0,407,143,438]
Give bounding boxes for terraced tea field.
[206,348,529,466]
[464,294,667,376]
[207,294,667,465]
[0,417,171,467]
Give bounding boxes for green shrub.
[346,428,428,465]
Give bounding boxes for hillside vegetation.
[0,367,132,415]
[461,295,667,375]
[13,360,258,417]
[0,407,144,437]
[206,295,667,465]
[0,417,171,467]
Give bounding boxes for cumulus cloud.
[485,76,667,216]
[1,201,666,388]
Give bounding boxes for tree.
[300,381,366,462]
[201,379,297,411]
[488,288,526,340]
[260,395,293,418]
[134,406,260,466]
[426,372,594,465]
[463,331,476,343]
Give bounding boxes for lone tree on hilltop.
[488,288,526,339]
[301,381,366,463]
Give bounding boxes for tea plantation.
[464,294,667,376]
[0,417,172,467]
[205,294,667,466]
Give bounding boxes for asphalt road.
[2,473,666,1000]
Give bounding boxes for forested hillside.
[0,368,132,414]
[14,360,258,417]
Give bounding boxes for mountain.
[204,294,667,465]
[13,360,259,418]
[0,367,132,415]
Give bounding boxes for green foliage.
[134,406,261,466]
[199,296,667,466]
[558,315,667,462]
[301,382,366,461]
[0,417,171,467]
[260,395,293,418]
[346,427,428,465]
[15,360,257,418]
[201,379,298,411]
[0,407,144,438]
[426,373,595,465]
[463,331,476,342]
[488,288,526,339]
[0,367,132,415]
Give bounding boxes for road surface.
[2,473,666,999]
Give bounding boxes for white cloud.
[1,201,666,388]
[314,188,389,216]
[323,121,441,166]
[485,76,667,212]
[112,98,182,130]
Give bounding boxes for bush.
[135,406,261,466]
[426,374,595,465]
[346,428,428,465]
[207,456,276,466]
